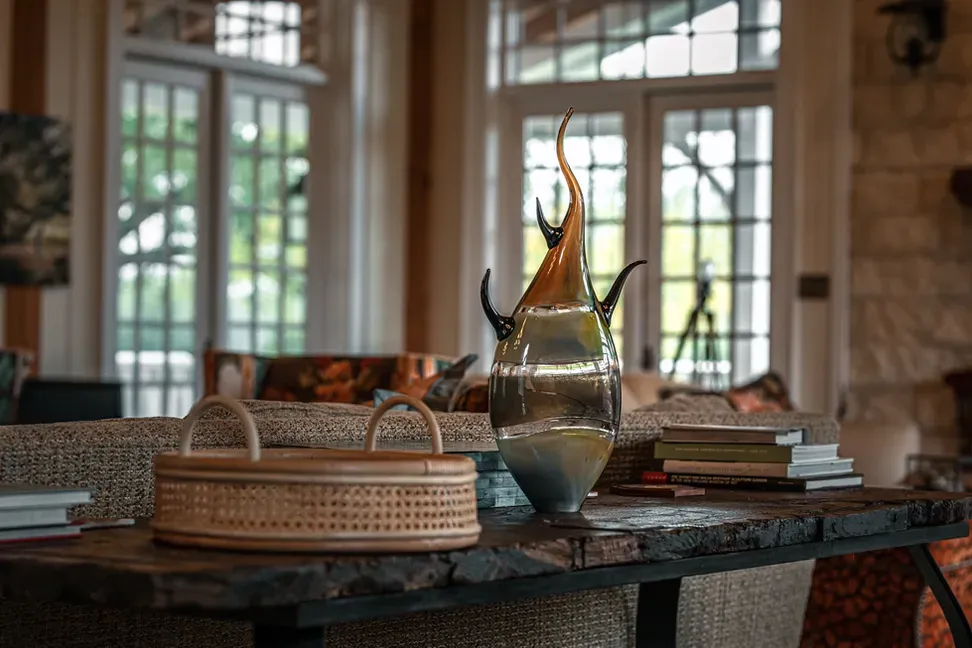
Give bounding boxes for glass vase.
[480,108,645,513]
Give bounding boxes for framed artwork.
[0,111,72,285]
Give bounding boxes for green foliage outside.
[117,88,310,354]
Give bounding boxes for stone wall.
[849,0,972,453]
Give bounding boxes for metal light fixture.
[878,0,948,74]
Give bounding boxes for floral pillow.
[256,354,460,405]
[375,354,478,411]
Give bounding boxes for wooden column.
[404,0,434,353]
[3,0,47,367]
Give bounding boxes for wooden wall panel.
[404,0,434,353]
[3,0,47,367]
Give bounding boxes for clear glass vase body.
[489,305,620,513]
[480,108,644,514]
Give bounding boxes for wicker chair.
[0,401,837,648]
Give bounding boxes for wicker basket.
[151,395,482,552]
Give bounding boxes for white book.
[663,458,855,479]
[0,484,92,510]
[0,507,69,530]
[662,424,805,446]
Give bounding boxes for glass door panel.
[656,102,774,386]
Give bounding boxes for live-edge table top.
[0,488,968,623]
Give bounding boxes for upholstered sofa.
[0,400,835,648]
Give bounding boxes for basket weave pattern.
[151,395,481,551]
[154,480,478,538]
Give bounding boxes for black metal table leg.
[253,625,325,648]
[908,544,972,648]
[635,578,681,648]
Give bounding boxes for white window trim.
[645,90,781,383]
[455,0,852,413]
[99,0,332,402]
[215,74,311,354]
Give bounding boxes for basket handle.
[365,395,443,455]
[180,395,261,462]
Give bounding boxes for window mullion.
[132,81,145,416]
[278,99,288,351]
[251,95,261,354]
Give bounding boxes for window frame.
[645,90,783,384]
[102,23,327,417]
[107,59,214,416]
[217,74,312,356]
[464,0,852,412]
[498,77,783,377]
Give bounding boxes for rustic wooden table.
[1,489,971,648]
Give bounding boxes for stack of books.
[645,423,863,491]
[0,483,92,543]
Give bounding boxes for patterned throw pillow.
[202,350,268,400]
[372,354,479,411]
[657,372,795,413]
[257,353,461,405]
[451,379,490,413]
[725,372,794,412]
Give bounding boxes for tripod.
[666,266,724,391]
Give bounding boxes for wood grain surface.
[0,489,967,614]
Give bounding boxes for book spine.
[662,459,789,477]
[641,471,808,492]
[654,442,793,463]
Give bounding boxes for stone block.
[914,127,962,166]
[919,172,954,211]
[854,85,895,129]
[860,298,937,343]
[853,171,920,218]
[938,216,972,259]
[860,130,920,169]
[851,344,945,385]
[934,34,972,78]
[935,262,972,295]
[916,382,956,431]
[859,388,917,422]
[851,258,937,296]
[852,215,938,254]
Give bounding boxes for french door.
[107,60,312,417]
[504,90,784,384]
[112,61,212,418]
[645,93,779,387]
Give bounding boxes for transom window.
[124,0,318,68]
[216,2,303,67]
[494,0,783,387]
[494,0,781,85]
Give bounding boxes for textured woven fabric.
[679,562,814,648]
[0,403,831,648]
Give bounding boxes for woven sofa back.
[0,401,838,520]
[0,402,833,648]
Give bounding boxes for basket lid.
[154,395,475,477]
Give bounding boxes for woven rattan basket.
[151,395,482,552]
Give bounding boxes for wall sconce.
[878,0,948,74]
